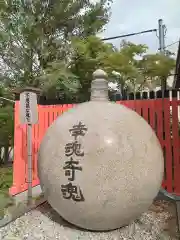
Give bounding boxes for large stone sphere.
[38,101,164,231]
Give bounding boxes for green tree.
[0,106,14,165]
[0,0,112,164]
[69,37,176,100]
[0,86,14,165]
[100,40,175,93]
[0,0,112,91]
[139,53,176,90]
[101,40,148,92]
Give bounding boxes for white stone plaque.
[19,91,38,124]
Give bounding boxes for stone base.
[0,185,45,228]
[13,185,43,205]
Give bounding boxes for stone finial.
[93,69,108,80]
[90,69,109,102]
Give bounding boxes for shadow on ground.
[37,202,129,233]
[37,202,86,231]
[37,191,180,238]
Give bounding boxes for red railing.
[10,98,180,196]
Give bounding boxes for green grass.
[0,166,14,218]
[0,166,13,191]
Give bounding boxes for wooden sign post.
[19,87,41,205]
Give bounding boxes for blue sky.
[99,0,180,55]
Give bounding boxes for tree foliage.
[0,0,112,89]
[0,0,112,163]
[70,38,175,96]
[0,85,14,165]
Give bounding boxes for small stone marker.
[38,69,164,231]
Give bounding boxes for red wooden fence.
[9,98,180,196]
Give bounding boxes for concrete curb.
[155,189,180,234]
[176,201,180,233]
[0,197,46,228]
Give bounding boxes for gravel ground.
[0,201,179,240]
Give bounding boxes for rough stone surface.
[38,100,164,231]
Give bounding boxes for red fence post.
[171,98,180,195]
[162,98,173,193]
